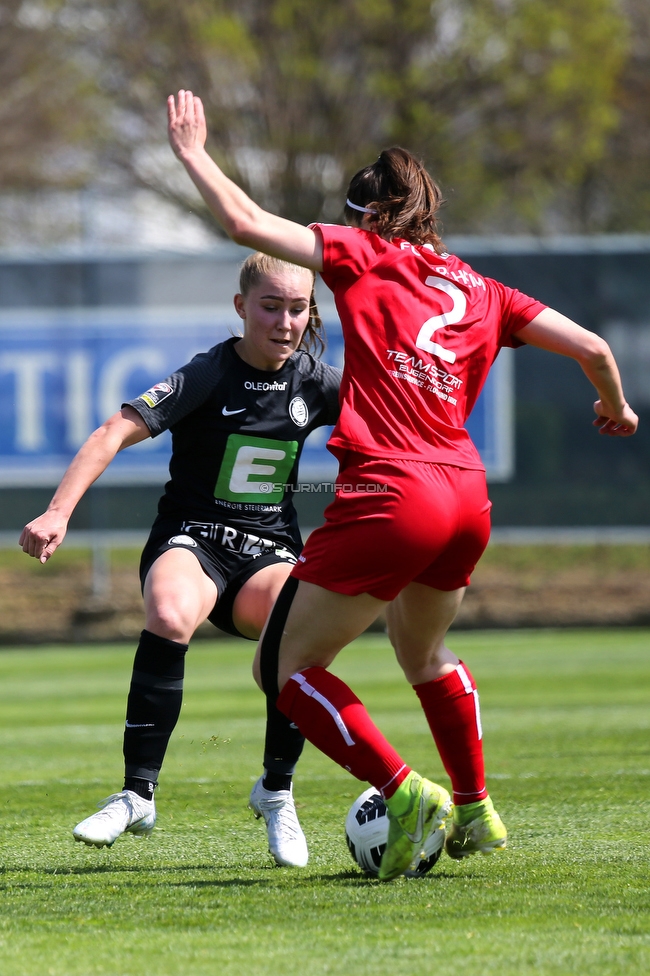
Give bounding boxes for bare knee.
[146,602,194,643]
[142,550,218,644]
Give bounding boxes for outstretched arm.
[168,90,323,271]
[516,308,638,436]
[20,407,151,563]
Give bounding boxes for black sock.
[123,629,188,783]
[263,771,293,792]
[124,776,156,802]
[262,696,305,792]
[258,577,304,792]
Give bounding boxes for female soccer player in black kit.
[20,252,341,867]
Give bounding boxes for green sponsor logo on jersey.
[214,433,299,504]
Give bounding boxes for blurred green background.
[2,1,650,645]
[2,0,650,531]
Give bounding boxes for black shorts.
[139,516,300,639]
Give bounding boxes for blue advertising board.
[0,306,513,486]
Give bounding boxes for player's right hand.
[592,400,638,436]
[167,89,207,159]
[19,513,68,563]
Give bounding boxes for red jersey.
[314,224,546,469]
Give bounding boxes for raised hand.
[166,90,322,269]
[167,89,207,159]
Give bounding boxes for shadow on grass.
[164,870,380,888]
[0,863,461,889]
[0,862,254,877]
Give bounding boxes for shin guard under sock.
[413,662,487,804]
[258,575,304,792]
[277,667,410,798]
[263,696,305,790]
[123,629,188,783]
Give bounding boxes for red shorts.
[292,454,491,601]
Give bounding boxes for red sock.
[413,662,487,805]
[277,667,410,798]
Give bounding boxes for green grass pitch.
[0,629,649,975]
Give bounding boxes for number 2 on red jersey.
[415,276,466,365]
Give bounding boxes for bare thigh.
[385,581,465,685]
[143,547,219,644]
[273,581,388,690]
[234,561,293,646]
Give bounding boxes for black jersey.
[125,337,341,550]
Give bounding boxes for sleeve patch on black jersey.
[137,382,174,409]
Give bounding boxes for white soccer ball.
[345,786,444,878]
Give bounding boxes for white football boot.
[249,776,308,867]
[73,791,156,848]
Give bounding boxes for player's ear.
[233,293,246,319]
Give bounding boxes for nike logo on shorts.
[125,721,155,728]
[222,406,246,416]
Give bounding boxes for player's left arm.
[516,307,638,436]
[167,90,323,271]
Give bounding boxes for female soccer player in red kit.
[168,90,638,880]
